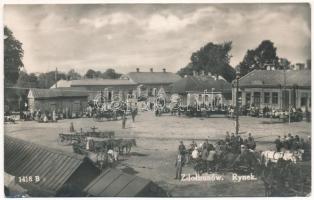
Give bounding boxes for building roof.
[126,72,181,85]
[238,70,311,88]
[170,75,232,94]
[4,136,93,196]
[71,79,137,86]
[28,88,89,99]
[84,168,164,197]
[50,80,72,88]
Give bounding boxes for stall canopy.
[84,168,168,197]
[4,136,100,197]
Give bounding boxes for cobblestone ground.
[4,111,311,197]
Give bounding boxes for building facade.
[170,73,232,107]
[232,70,311,112]
[70,79,137,102]
[28,88,89,114]
[120,68,182,99]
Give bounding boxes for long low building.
[27,88,89,115]
[233,69,311,111]
[50,68,182,103]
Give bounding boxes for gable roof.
[126,72,181,85]
[238,70,311,88]
[50,80,72,88]
[71,79,137,86]
[28,88,89,99]
[170,75,232,94]
[83,168,167,197]
[4,136,95,196]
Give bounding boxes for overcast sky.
[4,3,311,74]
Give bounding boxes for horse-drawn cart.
[57,127,115,145]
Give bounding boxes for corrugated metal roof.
[28,88,89,99]
[71,79,137,86]
[170,75,232,93]
[4,136,89,195]
[84,168,152,197]
[238,70,311,88]
[126,72,181,84]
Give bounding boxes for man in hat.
[175,154,184,179]
[178,141,186,156]
[274,136,282,152]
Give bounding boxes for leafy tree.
[85,69,97,78]
[237,40,289,76]
[37,71,66,88]
[67,69,82,80]
[102,68,121,79]
[16,71,39,88]
[4,26,24,86]
[85,68,121,79]
[177,42,236,82]
[277,58,291,70]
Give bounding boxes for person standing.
[122,113,127,129]
[274,136,282,152]
[178,141,186,155]
[175,154,183,180]
[131,107,137,122]
[52,110,56,122]
[70,122,75,132]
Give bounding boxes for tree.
[102,68,121,79]
[85,69,97,78]
[237,40,287,76]
[84,68,121,79]
[67,69,82,80]
[16,71,39,88]
[277,58,291,70]
[37,71,66,88]
[177,41,236,82]
[4,26,24,86]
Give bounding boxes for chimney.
[193,70,197,76]
[163,68,166,73]
[136,68,140,72]
[150,68,153,72]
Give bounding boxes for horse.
[261,150,303,166]
[119,139,136,154]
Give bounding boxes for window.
[272,92,278,104]
[301,97,308,107]
[264,92,270,104]
[245,92,251,105]
[253,92,261,106]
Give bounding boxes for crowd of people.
[174,132,257,179]
[274,134,311,157]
